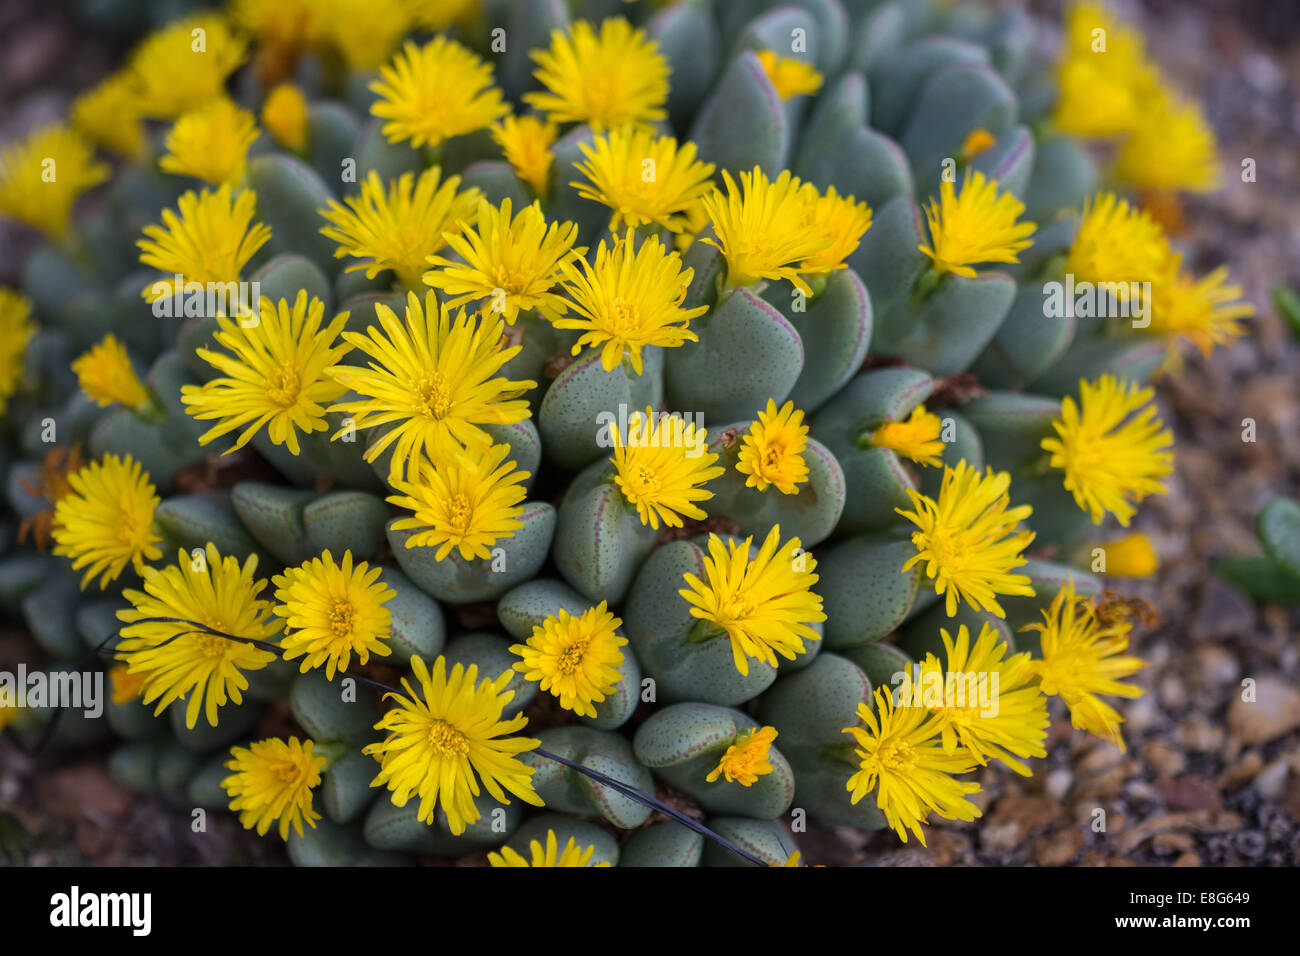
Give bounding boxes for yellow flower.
[1097,532,1159,577]
[72,70,147,161]
[510,602,627,718]
[0,289,35,416]
[843,687,982,845]
[109,665,147,706]
[1052,1,1156,138]
[328,292,534,479]
[370,37,508,149]
[223,736,327,840]
[904,622,1049,776]
[1064,193,1169,288]
[756,50,823,100]
[525,17,669,131]
[318,167,481,289]
[272,550,395,679]
[322,0,412,70]
[897,460,1036,618]
[262,83,310,152]
[960,128,997,161]
[488,830,610,867]
[159,99,259,186]
[128,15,248,119]
[610,406,723,529]
[1042,375,1173,527]
[679,525,826,676]
[230,0,324,83]
[572,127,716,234]
[138,185,272,302]
[51,454,163,591]
[918,169,1036,278]
[1149,258,1253,364]
[387,442,529,561]
[365,655,543,834]
[706,725,778,786]
[771,851,804,867]
[424,197,582,324]
[736,399,810,495]
[403,0,481,31]
[869,404,945,467]
[1114,90,1219,193]
[491,114,558,197]
[701,167,831,295]
[555,234,705,373]
[115,544,279,728]
[72,334,150,411]
[1023,582,1146,752]
[0,124,108,239]
[181,292,352,455]
[673,199,711,253]
[797,184,873,277]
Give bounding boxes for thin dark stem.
[14,617,770,866]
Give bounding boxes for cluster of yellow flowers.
[0,0,1249,863]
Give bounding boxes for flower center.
[426,718,469,757]
[266,362,301,407]
[196,632,229,659]
[447,493,473,532]
[273,759,302,784]
[723,590,757,620]
[415,372,452,419]
[556,638,590,675]
[876,738,915,773]
[328,601,355,639]
[761,442,785,471]
[609,298,640,334]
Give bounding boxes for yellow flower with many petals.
[322,0,412,70]
[918,169,1036,278]
[1052,1,1157,138]
[365,655,543,834]
[510,602,626,718]
[897,460,1036,618]
[525,18,669,132]
[572,127,717,234]
[223,736,327,840]
[797,185,873,277]
[159,99,259,186]
[1042,375,1173,527]
[51,454,163,590]
[679,525,825,676]
[706,726,778,786]
[1024,582,1146,752]
[843,687,982,845]
[328,292,534,479]
[869,404,945,467]
[1149,257,1253,366]
[115,544,279,728]
[181,292,351,456]
[902,622,1049,776]
[555,234,706,374]
[424,198,582,323]
[736,399,810,495]
[386,442,529,561]
[370,37,508,148]
[0,124,108,240]
[272,550,395,679]
[128,15,248,119]
[72,334,150,411]
[318,167,481,289]
[610,407,723,529]
[1064,193,1169,290]
[72,70,147,161]
[488,830,610,867]
[1096,532,1159,577]
[262,83,309,152]
[1114,90,1219,193]
[756,50,823,100]
[0,289,35,416]
[138,185,271,302]
[702,167,831,296]
[491,114,558,197]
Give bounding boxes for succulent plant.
[0,0,1252,867]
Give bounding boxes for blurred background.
[1,0,1297,865]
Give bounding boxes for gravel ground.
[1,0,1297,867]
